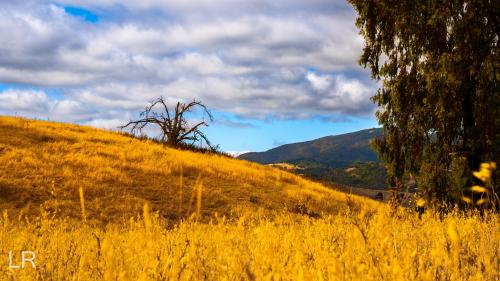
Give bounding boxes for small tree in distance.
[120,97,216,151]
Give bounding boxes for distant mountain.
[238,128,387,190]
[238,128,383,168]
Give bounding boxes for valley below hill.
[239,128,389,192]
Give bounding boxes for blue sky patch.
[0,83,63,99]
[63,6,99,23]
[205,113,378,152]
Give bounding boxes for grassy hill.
[0,117,498,280]
[0,116,378,224]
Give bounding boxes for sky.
[0,0,380,154]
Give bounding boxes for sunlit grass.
[0,116,498,280]
[0,116,376,225]
[1,206,498,280]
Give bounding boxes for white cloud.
[306,71,332,91]
[53,0,351,16]
[0,0,377,124]
[84,118,126,130]
[0,89,51,117]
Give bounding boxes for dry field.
[0,117,498,280]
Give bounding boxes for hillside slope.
[238,128,382,167]
[0,117,378,224]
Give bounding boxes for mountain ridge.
[238,128,383,168]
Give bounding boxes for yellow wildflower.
[473,170,491,182]
[475,198,487,206]
[480,163,491,170]
[472,162,496,182]
[470,185,488,193]
[462,196,472,204]
[416,198,426,207]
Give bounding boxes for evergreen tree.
[348,0,499,205]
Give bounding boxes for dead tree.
[120,97,215,150]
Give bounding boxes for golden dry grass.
[0,116,377,225]
[0,207,498,280]
[0,116,498,280]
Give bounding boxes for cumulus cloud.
[83,118,127,130]
[0,89,52,118]
[0,0,376,125]
[306,71,332,91]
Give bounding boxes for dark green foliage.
[348,0,500,205]
[296,161,388,190]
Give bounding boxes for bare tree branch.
[120,97,216,151]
